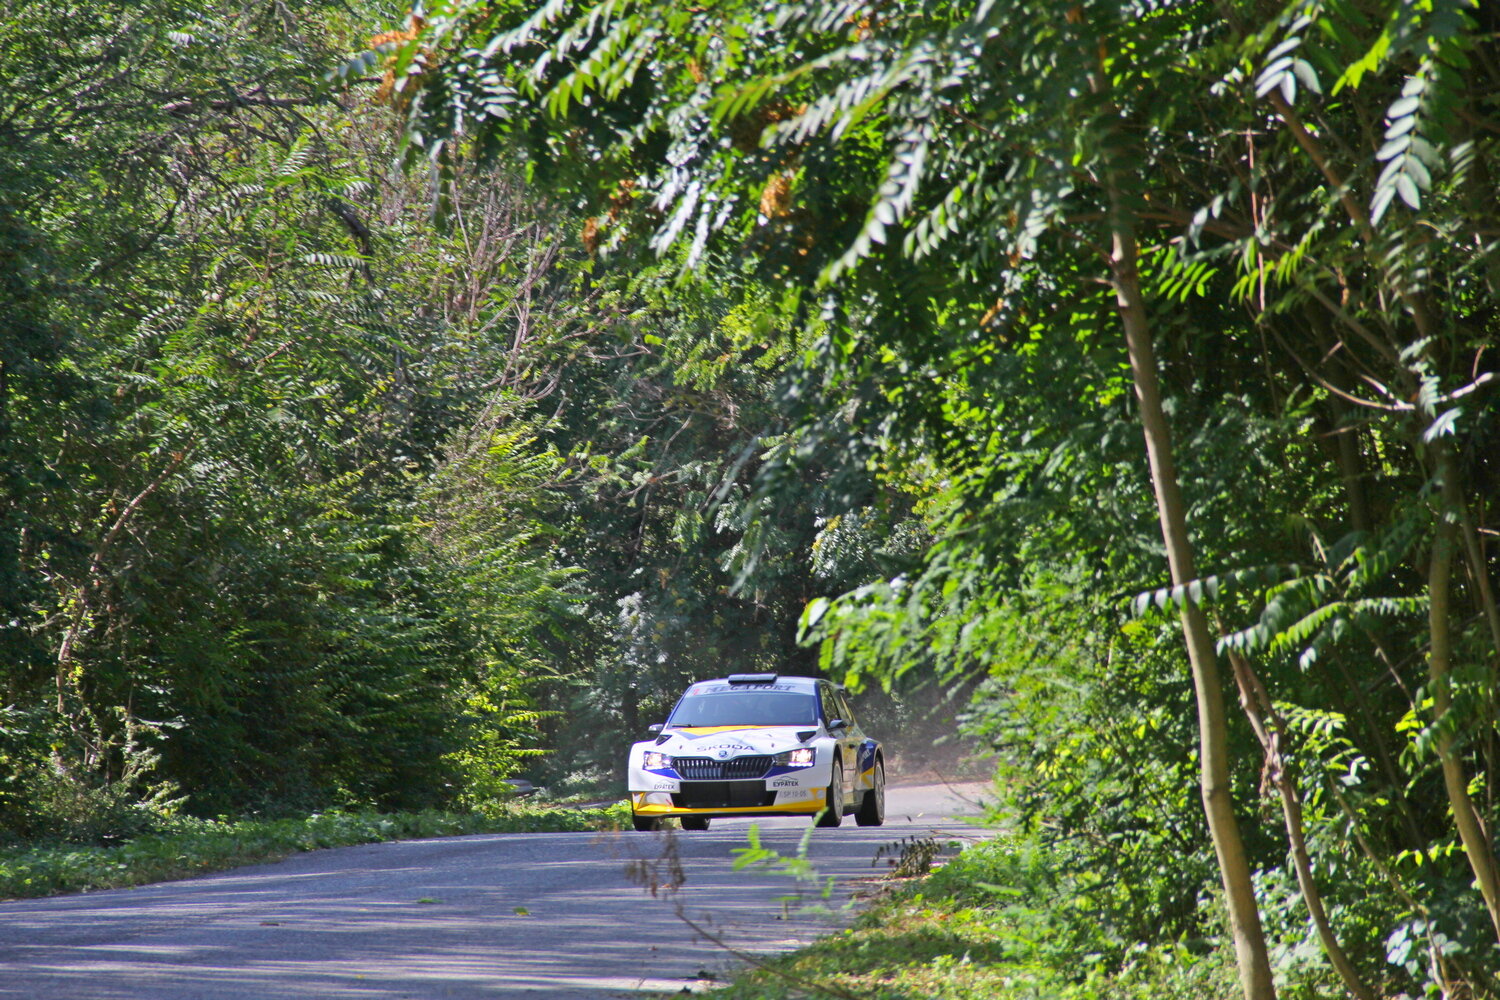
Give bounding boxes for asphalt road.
[0,783,990,1000]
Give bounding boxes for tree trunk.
[1226,648,1376,1000]
[1333,421,1370,536]
[1106,189,1277,1000]
[1429,442,1500,943]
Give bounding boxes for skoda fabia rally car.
[627,674,885,831]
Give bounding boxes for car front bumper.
[630,782,830,818]
[628,746,834,819]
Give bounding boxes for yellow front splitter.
[632,791,829,817]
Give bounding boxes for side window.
[833,689,857,728]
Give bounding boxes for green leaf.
[1422,408,1461,442]
[1394,172,1420,209]
[1291,58,1322,94]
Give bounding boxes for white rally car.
[627,674,885,831]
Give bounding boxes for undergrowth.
[702,835,1314,1000]
[0,801,630,900]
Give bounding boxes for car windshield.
[667,691,818,727]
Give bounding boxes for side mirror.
[647,723,664,734]
[827,718,847,733]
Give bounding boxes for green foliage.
[415,249,925,785]
[381,1,1500,995]
[3,0,921,839]
[7,1,1500,995]
[0,0,590,832]
[712,836,1247,1000]
[732,822,839,902]
[11,713,184,844]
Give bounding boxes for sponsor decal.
[770,777,802,788]
[652,781,677,790]
[694,683,802,694]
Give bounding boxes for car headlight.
[773,748,816,767]
[643,751,672,770]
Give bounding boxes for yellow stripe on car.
[634,792,830,816]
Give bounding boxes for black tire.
[679,816,710,831]
[815,761,845,827]
[854,760,885,827]
[632,815,661,832]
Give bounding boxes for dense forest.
[3,1,1500,998]
[0,0,913,825]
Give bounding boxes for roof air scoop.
[727,673,778,685]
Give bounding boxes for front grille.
[673,755,772,780]
[673,781,777,809]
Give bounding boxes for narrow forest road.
[0,783,988,999]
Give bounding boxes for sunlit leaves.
[381,1,1500,982]
[1130,564,1303,619]
[1256,27,1322,105]
[1372,72,1440,222]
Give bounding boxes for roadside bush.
[17,760,178,845]
[5,713,183,845]
[714,834,1245,1000]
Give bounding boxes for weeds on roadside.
[697,834,1245,1000]
[872,835,944,878]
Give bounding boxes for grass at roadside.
[0,801,630,900]
[702,834,1245,1000]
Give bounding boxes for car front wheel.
[854,760,885,827]
[632,815,661,832]
[815,761,845,827]
[680,816,710,831]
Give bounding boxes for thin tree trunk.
[1333,422,1370,536]
[1454,479,1500,857]
[1105,187,1277,1000]
[1225,648,1376,1000]
[1457,493,1500,656]
[1429,442,1500,943]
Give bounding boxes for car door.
[820,682,858,807]
[833,686,870,797]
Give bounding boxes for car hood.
[650,725,818,758]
